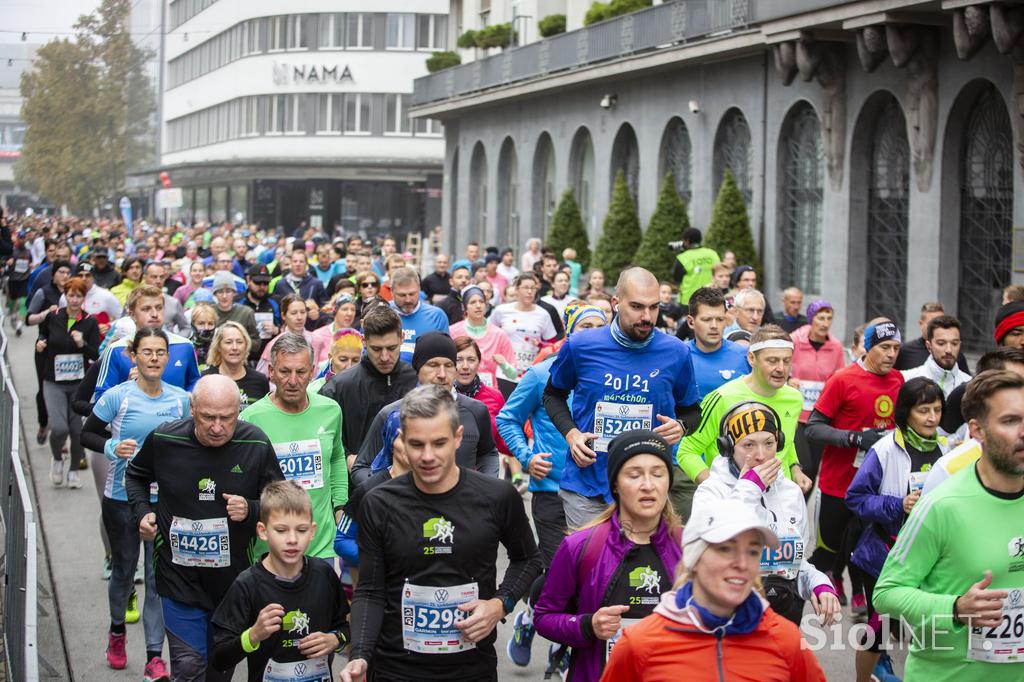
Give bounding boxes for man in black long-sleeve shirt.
[340,385,540,682]
[126,374,283,682]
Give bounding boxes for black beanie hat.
[412,331,457,372]
[994,301,1024,344]
[606,429,673,500]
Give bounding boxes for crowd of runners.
[1,207,1022,682]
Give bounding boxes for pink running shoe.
[106,631,127,670]
[143,656,171,681]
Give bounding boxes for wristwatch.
[501,595,517,617]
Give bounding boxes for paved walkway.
[6,322,905,680]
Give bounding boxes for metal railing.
[0,311,38,682]
[412,0,845,107]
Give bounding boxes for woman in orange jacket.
[600,498,827,682]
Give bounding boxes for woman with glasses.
[354,270,381,319]
[80,328,187,680]
[490,272,559,376]
[312,293,359,365]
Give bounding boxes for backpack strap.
[576,519,613,587]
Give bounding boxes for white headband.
[748,339,794,353]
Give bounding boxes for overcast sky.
[0,0,100,45]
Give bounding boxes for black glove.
[847,428,888,451]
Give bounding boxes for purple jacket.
[534,511,682,682]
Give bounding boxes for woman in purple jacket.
[534,429,682,682]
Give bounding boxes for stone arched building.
[411,0,1022,348]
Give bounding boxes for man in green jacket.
[672,227,719,305]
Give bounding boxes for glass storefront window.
[229,184,249,222]
[194,187,210,223]
[211,186,228,223]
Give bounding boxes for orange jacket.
[601,593,826,682]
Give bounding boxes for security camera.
[600,94,617,109]
[688,99,700,114]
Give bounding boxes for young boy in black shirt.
[211,481,350,681]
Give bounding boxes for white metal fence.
[0,310,39,682]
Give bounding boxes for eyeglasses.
[361,281,379,288]
[136,349,167,359]
[739,307,765,316]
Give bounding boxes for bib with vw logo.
[400,581,478,654]
[168,516,230,568]
[272,439,324,490]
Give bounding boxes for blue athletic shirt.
[548,327,700,502]
[391,302,449,362]
[684,338,751,399]
[93,380,190,501]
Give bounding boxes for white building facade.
[158,0,447,237]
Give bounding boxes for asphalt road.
[6,325,905,680]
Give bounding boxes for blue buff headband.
[863,321,901,351]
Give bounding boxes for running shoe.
[506,610,534,666]
[66,470,82,489]
[851,593,868,621]
[49,459,65,486]
[106,631,127,670]
[36,426,47,445]
[548,642,570,678]
[15,319,23,336]
[125,591,140,624]
[143,656,171,681]
[102,556,112,581]
[79,458,88,470]
[512,475,529,496]
[134,563,143,584]
[871,652,900,682]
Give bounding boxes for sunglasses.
[360,281,379,288]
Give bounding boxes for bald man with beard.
[126,375,284,682]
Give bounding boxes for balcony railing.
[412,0,844,107]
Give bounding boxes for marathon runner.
[94,284,201,400]
[210,481,350,681]
[318,305,416,459]
[340,385,540,682]
[350,331,499,486]
[873,370,1024,681]
[240,333,347,559]
[80,327,188,679]
[677,325,810,520]
[925,348,1024,494]
[542,267,700,529]
[691,401,839,625]
[125,374,284,681]
[806,319,904,616]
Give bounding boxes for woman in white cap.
[601,498,827,681]
[691,401,840,626]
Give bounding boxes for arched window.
[864,97,910,328]
[610,123,640,203]
[958,84,1014,351]
[713,108,752,205]
[778,103,824,293]
[469,142,488,243]
[569,128,595,236]
[497,138,519,249]
[659,117,692,205]
[532,133,557,239]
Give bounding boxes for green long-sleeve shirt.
[676,377,801,481]
[240,393,347,558]
[873,462,1024,680]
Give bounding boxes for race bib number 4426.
[169,516,230,568]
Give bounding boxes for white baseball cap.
[682,499,780,570]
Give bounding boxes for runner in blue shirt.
[80,328,190,680]
[542,267,701,529]
[389,266,449,362]
[684,287,751,399]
